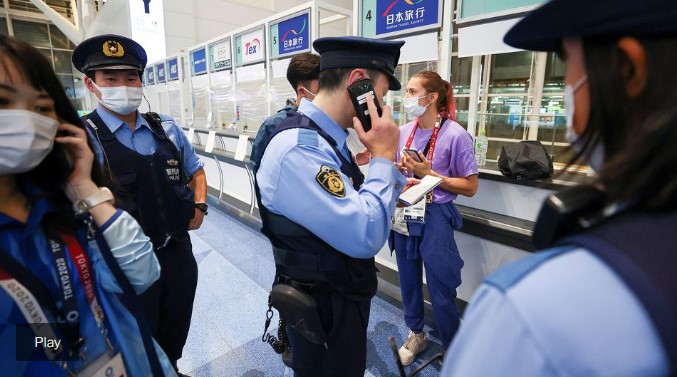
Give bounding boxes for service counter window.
[452,56,472,130]
[269,75,295,115]
[234,79,266,134]
[477,52,533,160]
[168,89,183,120]
[536,52,574,166]
[210,71,235,130]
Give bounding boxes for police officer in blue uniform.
[252,52,320,367]
[72,34,207,376]
[442,1,677,376]
[255,36,408,376]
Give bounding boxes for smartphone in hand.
[402,148,423,162]
[54,130,74,176]
[347,79,383,132]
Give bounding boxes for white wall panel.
[455,177,554,221]
[221,163,255,204]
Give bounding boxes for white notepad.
[398,175,443,206]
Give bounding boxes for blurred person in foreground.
[442,0,676,376]
[0,35,176,376]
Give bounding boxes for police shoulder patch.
[316,165,345,198]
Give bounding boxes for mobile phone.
[347,79,383,132]
[402,148,423,162]
[53,131,74,175]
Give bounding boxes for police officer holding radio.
[254,36,408,376]
[72,34,207,376]
[442,0,677,376]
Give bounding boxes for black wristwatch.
[195,202,208,215]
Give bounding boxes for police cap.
[72,34,147,74]
[504,0,677,52]
[313,36,405,90]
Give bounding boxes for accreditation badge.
[76,352,127,377]
[403,198,426,224]
[391,207,409,236]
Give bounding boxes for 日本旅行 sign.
[209,38,232,72]
[270,11,310,59]
[167,58,179,81]
[190,47,207,76]
[235,27,265,66]
[361,0,442,38]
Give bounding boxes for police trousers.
[391,202,464,349]
[286,290,371,377]
[140,231,198,365]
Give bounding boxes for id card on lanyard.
[402,117,443,224]
[0,233,127,376]
[59,234,127,377]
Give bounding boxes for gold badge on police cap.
[316,165,345,198]
[102,40,125,58]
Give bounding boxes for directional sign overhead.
[270,11,310,59]
[236,27,265,66]
[361,0,442,38]
[190,47,207,76]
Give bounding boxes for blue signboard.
[156,62,166,83]
[190,48,207,76]
[270,12,310,59]
[146,65,155,85]
[167,57,179,81]
[362,0,442,38]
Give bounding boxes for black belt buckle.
[426,192,433,204]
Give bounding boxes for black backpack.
[498,140,554,180]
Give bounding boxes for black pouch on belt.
[270,284,327,345]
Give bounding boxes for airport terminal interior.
[1,0,600,375]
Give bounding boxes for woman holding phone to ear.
[390,71,479,365]
[0,35,176,376]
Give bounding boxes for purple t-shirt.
[397,118,478,203]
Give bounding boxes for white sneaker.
[398,330,427,366]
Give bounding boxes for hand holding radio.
[350,80,399,162]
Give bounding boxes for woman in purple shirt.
[390,71,479,365]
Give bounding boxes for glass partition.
[269,75,295,115]
[210,71,235,130]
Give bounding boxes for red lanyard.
[61,233,105,326]
[404,117,442,165]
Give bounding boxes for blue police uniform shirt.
[441,247,669,377]
[89,106,204,176]
[256,99,407,258]
[0,183,177,376]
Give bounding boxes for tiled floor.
[178,205,444,377]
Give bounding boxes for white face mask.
[564,74,588,140]
[564,74,605,170]
[91,81,143,115]
[403,94,430,117]
[0,109,59,174]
